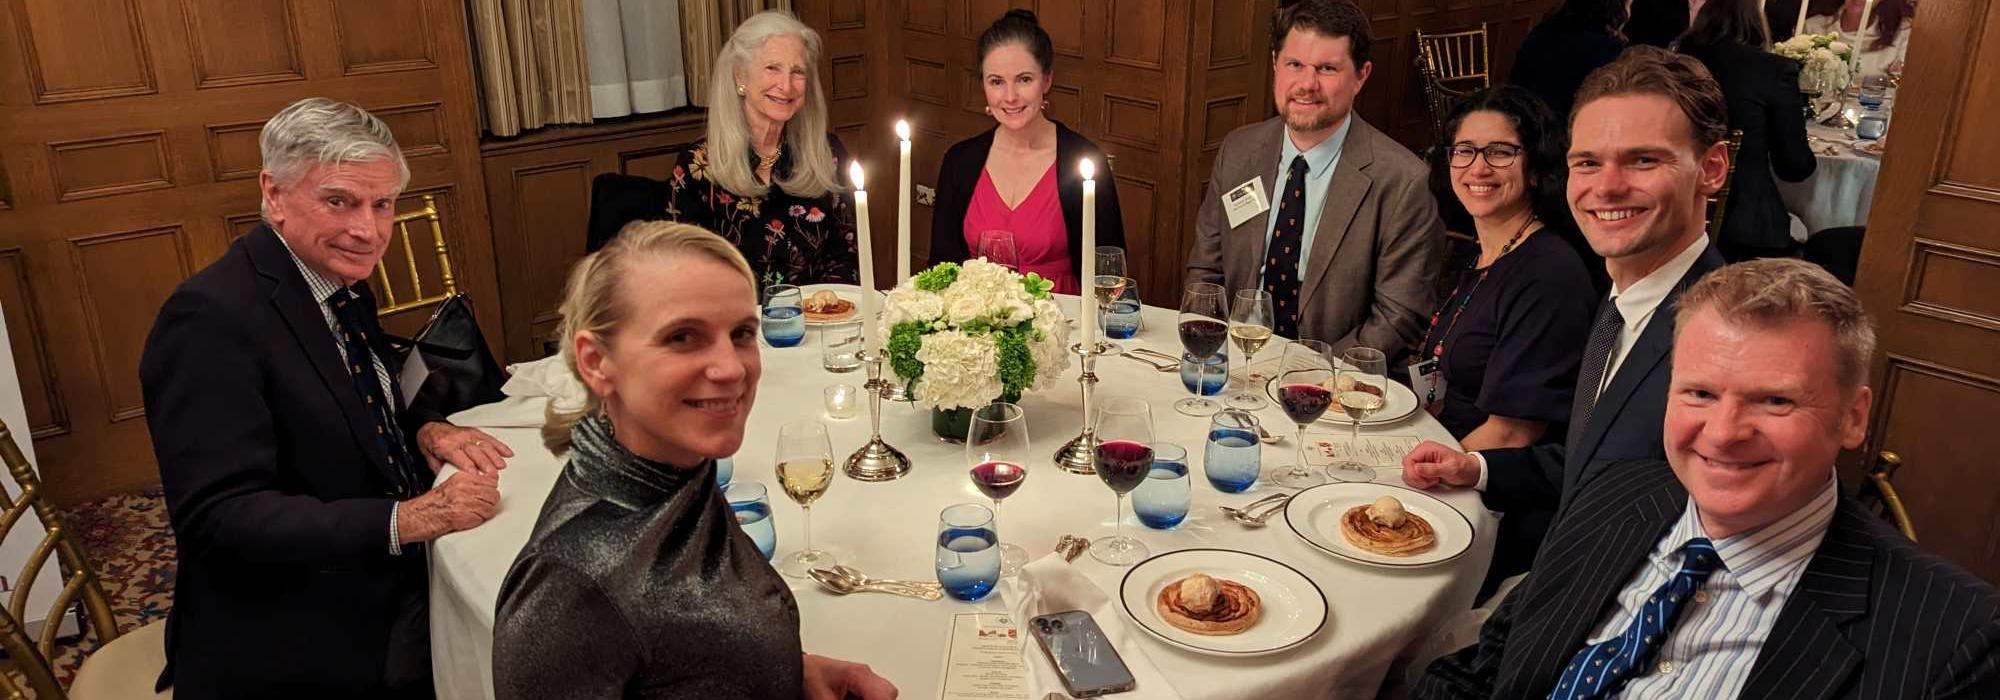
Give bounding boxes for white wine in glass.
[1229,324,1272,358]
[775,420,838,577]
[1326,347,1387,483]
[1226,289,1275,410]
[1093,275,1129,306]
[777,458,833,506]
[1335,382,1386,422]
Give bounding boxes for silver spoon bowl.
[811,566,944,600]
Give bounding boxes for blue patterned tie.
[1548,538,1720,700]
[1262,156,1310,340]
[329,290,417,497]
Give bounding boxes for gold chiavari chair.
[1415,24,1492,145]
[374,194,458,318]
[1705,130,1745,238]
[0,418,167,698]
[1856,450,1918,541]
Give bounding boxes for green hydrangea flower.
[1021,273,1055,299]
[913,263,959,291]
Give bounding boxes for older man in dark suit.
[1185,0,1443,365]
[1415,259,2000,699]
[1403,48,1729,594]
[140,98,512,698]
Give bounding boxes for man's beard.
[1282,94,1339,133]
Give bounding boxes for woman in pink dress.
[928,10,1125,294]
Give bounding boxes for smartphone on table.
[1028,610,1137,697]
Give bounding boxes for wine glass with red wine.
[1175,282,1229,417]
[965,402,1030,576]
[1326,347,1388,482]
[1270,339,1334,488]
[1089,396,1154,566]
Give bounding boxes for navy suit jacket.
[1417,459,2000,699]
[140,226,439,698]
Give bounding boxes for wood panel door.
[1851,0,2000,583]
[0,0,499,505]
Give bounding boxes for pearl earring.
[736,84,747,97]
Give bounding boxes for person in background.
[493,221,896,700]
[140,97,511,697]
[1626,0,1693,47]
[1419,86,1596,453]
[1803,0,1913,77]
[588,10,857,289]
[1679,0,1817,261]
[1415,259,2000,699]
[1510,0,1631,121]
[928,9,1125,293]
[1402,48,1729,599]
[1187,0,1443,361]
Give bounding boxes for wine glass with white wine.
[1226,289,1274,410]
[775,420,838,577]
[1326,347,1388,483]
[1093,247,1128,321]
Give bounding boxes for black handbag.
[387,293,507,418]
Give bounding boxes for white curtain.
[582,0,690,119]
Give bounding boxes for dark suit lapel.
[1299,117,1373,316]
[1502,478,1684,696]
[1224,120,1283,290]
[245,227,396,482]
[1738,503,1872,700]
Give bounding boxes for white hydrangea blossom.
[1028,297,1072,382]
[880,257,1077,410]
[883,288,945,328]
[912,330,1003,409]
[1772,33,1854,95]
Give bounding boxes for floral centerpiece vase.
[879,259,1073,442]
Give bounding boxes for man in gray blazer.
[1186,0,1442,360]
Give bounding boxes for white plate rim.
[1263,374,1421,426]
[1117,547,1329,657]
[1282,482,1476,569]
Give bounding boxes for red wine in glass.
[969,460,1027,500]
[1094,439,1155,493]
[1278,382,1334,425]
[1178,318,1228,359]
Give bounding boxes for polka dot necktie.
[1548,538,1720,700]
[329,290,417,497]
[1262,156,1311,340]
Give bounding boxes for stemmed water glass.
[1089,396,1154,566]
[774,420,837,578]
[965,402,1030,576]
[1093,247,1128,318]
[1227,289,1275,409]
[977,230,1019,270]
[1326,347,1388,483]
[1175,283,1228,417]
[1269,339,1334,488]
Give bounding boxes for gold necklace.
[757,143,783,173]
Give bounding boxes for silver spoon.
[1217,492,1288,522]
[809,568,943,600]
[1253,423,1283,444]
[1220,494,1296,528]
[831,565,946,597]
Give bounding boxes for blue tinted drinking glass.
[1103,299,1142,339]
[1179,352,1228,396]
[762,284,806,347]
[715,456,735,488]
[1134,442,1190,529]
[1856,112,1888,141]
[1204,409,1262,493]
[1858,74,1889,109]
[935,503,1000,601]
[724,482,776,560]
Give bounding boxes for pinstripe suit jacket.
[1415,459,2000,699]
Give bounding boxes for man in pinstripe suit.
[1414,260,2000,698]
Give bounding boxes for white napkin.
[1000,554,1183,699]
[500,355,588,411]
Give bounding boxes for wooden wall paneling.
[329,0,437,76]
[0,248,66,438]
[8,0,158,104]
[179,0,306,89]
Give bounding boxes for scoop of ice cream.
[1178,574,1221,614]
[1367,496,1407,528]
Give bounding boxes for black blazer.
[1686,42,1817,250]
[1477,243,1725,585]
[1416,459,2000,699]
[140,226,439,698]
[928,120,1126,279]
[1509,18,1626,121]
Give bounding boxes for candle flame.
[1079,158,1095,181]
[848,160,865,189]
[895,119,911,141]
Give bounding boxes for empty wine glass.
[1326,346,1388,483]
[977,230,1019,270]
[1175,282,1228,417]
[774,420,837,578]
[1269,339,1333,488]
[1090,396,1154,566]
[1227,288,1274,410]
[965,402,1029,576]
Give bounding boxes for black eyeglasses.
[1448,143,1523,169]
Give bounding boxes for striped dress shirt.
[1582,475,1839,698]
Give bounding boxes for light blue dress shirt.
[1258,116,1353,281]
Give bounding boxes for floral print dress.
[665,136,859,288]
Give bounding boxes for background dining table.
[1780,98,1889,243]
[427,291,1497,699]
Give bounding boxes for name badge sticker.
[1222,178,1270,229]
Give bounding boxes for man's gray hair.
[1674,258,1877,393]
[260,97,410,195]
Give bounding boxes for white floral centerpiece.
[1773,33,1855,98]
[881,258,1072,438]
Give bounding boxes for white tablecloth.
[429,294,1496,699]
[1779,113,1884,241]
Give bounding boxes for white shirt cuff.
[389,502,403,556]
[1473,451,1489,492]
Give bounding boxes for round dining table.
[1779,103,1887,242]
[427,292,1497,699]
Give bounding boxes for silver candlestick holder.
[845,350,911,481]
[1053,340,1113,475]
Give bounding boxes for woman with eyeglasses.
[1418,86,1597,452]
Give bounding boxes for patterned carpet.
[37,488,176,687]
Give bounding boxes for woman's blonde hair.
[542,220,758,454]
[704,9,841,199]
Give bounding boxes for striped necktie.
[1548,538,1719,700]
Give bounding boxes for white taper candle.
[1079,158,1098,350]
[850,161,879,353]
[895,120,912,285]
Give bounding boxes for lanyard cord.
[1420,215,1538,365]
